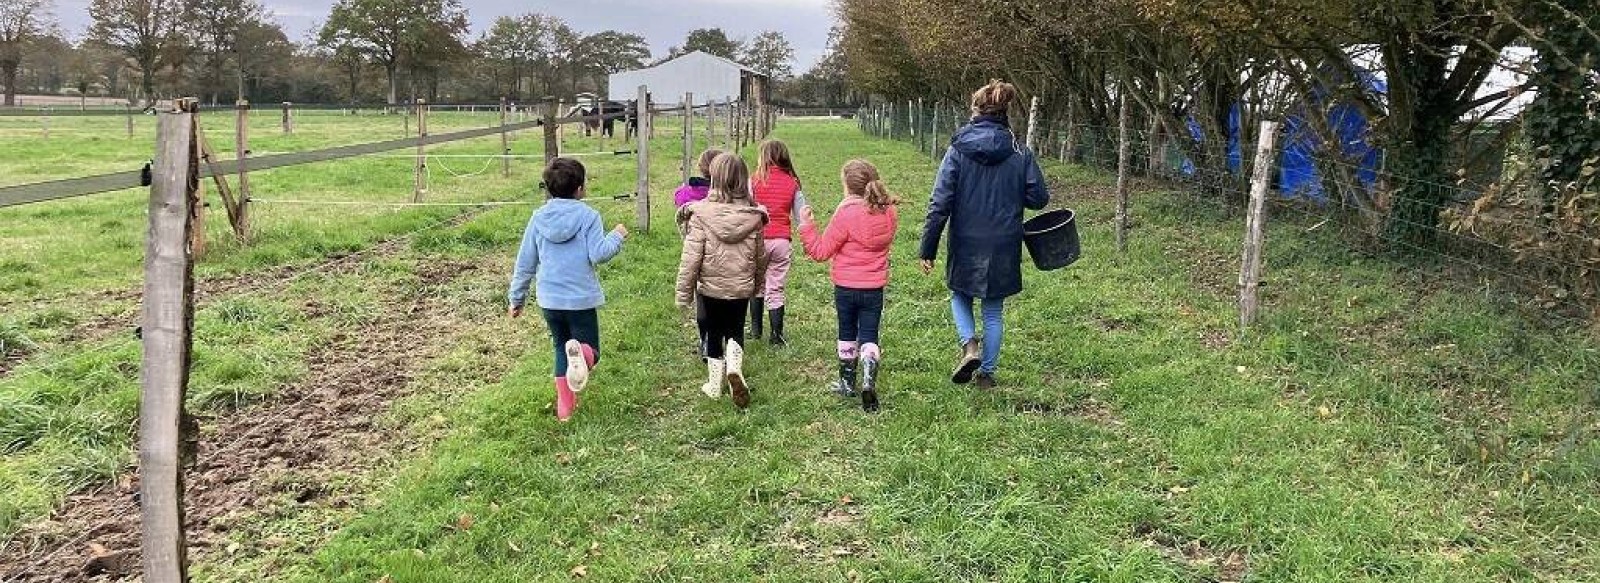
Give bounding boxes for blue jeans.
[951,293,1004,373]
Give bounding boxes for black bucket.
[1023,209,1081,271]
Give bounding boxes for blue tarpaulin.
[1179,103,1244,177]
[1278,73,1387,203]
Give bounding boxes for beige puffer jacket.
[676,201,768,304]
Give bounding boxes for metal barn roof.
[607,51,767,106]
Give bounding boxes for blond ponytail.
[863,179,899,213]
[841,159,898,214]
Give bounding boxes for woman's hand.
[920,259,934,275]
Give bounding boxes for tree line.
[0,0,857,109]
[837,0,1598,250]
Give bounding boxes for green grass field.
[2,117,1598,582]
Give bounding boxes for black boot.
[832,359,858,397]
[768,307,787,346]
[860,358,881,413]
[749,298,764,339]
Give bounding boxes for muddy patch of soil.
[0,256,487,582]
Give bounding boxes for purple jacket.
[674,177,711,208]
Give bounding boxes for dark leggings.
[698,296,749,360]
[541,308,599,377]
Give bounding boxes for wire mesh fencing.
[858,101,1600,330]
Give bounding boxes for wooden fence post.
[726,98,736,149]
[1025,96,1040,152]
[757,77,770,138]
[41,108,49,139]
[682,92,694,184]
[1064,103,1078,163]
[235,100,250,241]
[280,102,292,134]
[647,93,656,139]
[543,97,558,166]
[636,85,651,232]
[500,96,511,178]
[707,99,716,146]
[1115,94,1132,253]
[126,103,135,138]
[141,98,199,583]
[404,102,410,136]
[1239,120,1280,328]
[413,99,427,202]
[556,99,566,149]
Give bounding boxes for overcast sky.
[51,0,836,69]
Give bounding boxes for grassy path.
[1,119,1593,581]
[274,122,1597,582]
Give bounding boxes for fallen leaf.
[570,564,589,578]
[588,541,601,555]
[508,540,524,553]
[455,513,475,530]
[1235,365,1247,373]
[1317,405,1332,418]
[832,548,854,556]
[88,543,110,557]
[377,577,394,583]
[839,495,854,505]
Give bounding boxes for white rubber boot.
[726,340,750,409]
[701,359,725,398]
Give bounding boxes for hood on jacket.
[533,198,593,243]
[951,117,1019,166]
[691,202,768,243]
[686,176,710,188]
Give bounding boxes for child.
[674,148,725,361]
[748,139,808,346]
[674,149,724,208]
[676,152,768,410]
[798,160,899,412]
[508,158,629,422]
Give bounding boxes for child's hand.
[799,205,815,225]
[613,224,629,239]
[509,305,523,318]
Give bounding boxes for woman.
[918,80,1050,390]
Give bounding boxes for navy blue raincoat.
[919,115,1050,299]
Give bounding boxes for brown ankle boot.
[951,340,981,384]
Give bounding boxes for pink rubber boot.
[555,377,577,422]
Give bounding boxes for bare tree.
[89,0,188,107]
[0,0,52,106]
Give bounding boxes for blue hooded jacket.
[918,115,1050,299]
[508,198,625,310]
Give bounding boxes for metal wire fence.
[859,101,1600,329]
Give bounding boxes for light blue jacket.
[508,199,625,310]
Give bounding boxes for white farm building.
[608,51,769,107]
